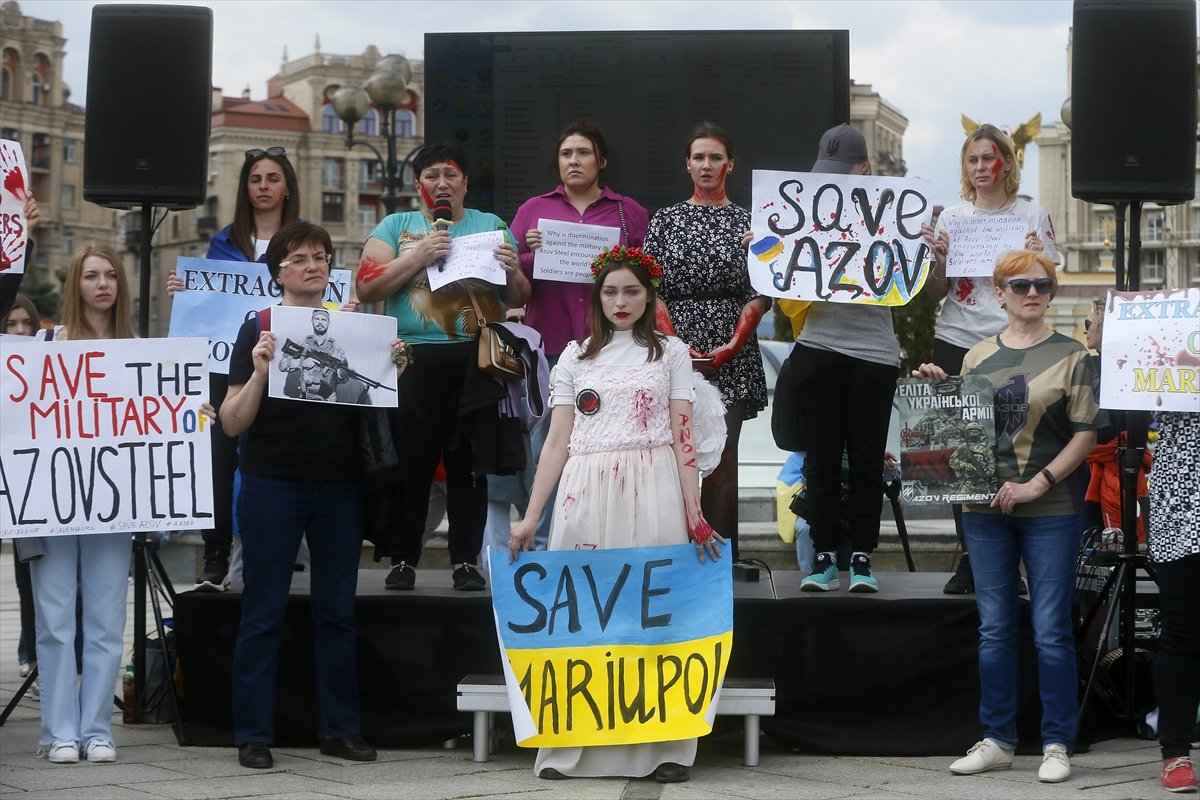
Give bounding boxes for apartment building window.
[322,104,343,134]
[209,152,219,180]
[359,160,380,190]
[61,230,74,254]
[322,193,344,223]
[31,133,51,168]
[322,158,343,190]
[1146,211,1165,242]
[60,183,76,209]
[1141,249,1164,284]
[62,138,77,163]
[1190,258,1200,284]
[357,205,378,228]
[396,109,415,139]
[358,109,378,137]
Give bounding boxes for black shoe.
[195,556,229,593]
[452,563,486,591]
[319,734,377,762]
[1017,576,1029,596]
[384,562,415,590]
[944,554,974,595]
[238,742,273,769]
[538,767,568,780]
[653,762,689,783]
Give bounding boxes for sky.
[25,0,1088,209]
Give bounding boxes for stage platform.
[173,568,1091,757]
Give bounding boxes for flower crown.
[590,245,664,288]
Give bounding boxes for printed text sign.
[532,219,620,283]
[898,376,997,504]
[1099,288,1200,413]
[488,543,733,748]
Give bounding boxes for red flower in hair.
[590,244,664,288]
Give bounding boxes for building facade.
[851,81,908,178]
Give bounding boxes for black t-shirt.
[228,313,360,481]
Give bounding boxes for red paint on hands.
[708,303,764,369]
[654,300,677,336]
[3,167,27,200]
[358,257,387,285]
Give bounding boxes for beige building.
[851,81,908,178]
[1,0,118,313]
[1035,29,1200,334]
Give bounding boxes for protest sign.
[944,214,1027,278]
[1,139,31,274]
[487,542,733,748]
[897,376,997,504]
[268,306,398,406]
[1099,288,1200,413]
[747,170,935,305]
[0,337,214,538]
[532,219,620,283]
[426,230,506,291]
[167,257,351,374]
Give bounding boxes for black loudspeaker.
[1071,0,1197,204]
[84,5,213,210]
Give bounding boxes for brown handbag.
[467,288,525,381]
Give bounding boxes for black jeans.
[388,341,486,567]
[201,373,237,560]
[791,345,898,554]
[1154,552,1200,759]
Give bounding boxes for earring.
[1000,302,1007,309]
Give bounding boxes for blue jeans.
[29,533,130,747]
[232,475,364,745]
[964,511,1080,751]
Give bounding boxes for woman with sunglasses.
[169,146,302,591]
[914,250,1104,785]
[920,124,1060,596]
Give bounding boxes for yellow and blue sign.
[488,542,733,748]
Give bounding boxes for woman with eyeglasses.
[169,146,302,592]
[919,124,1060,596]
[914,250,1104,785]
[220,221,399,770]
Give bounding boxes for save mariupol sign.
[488,543,733,748]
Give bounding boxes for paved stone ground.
[0,547,1182,800]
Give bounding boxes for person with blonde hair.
[914,249,1104,784]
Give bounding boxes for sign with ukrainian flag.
[488,543,733,748]
[748,170,935,306]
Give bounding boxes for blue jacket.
[207,225,264,263]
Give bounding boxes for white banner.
[426,230,507,291]
[1099,288,1200,413]
[747,170,935,306]
[0,338,214,538]
[944,214,1027,278]
[1,139,30,274]
[532,219,620,283]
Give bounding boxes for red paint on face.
[358,257,386,284]
[418,183,436,209]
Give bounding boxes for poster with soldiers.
[897,375,997,504]
[267,306,398,407]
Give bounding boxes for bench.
[456,674,775,766]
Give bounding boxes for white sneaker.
[949,739,1014,774]
[1039,744,1070,783]
[85,739,117,763]
[47,741,79,764]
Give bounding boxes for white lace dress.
[533,329,698,777]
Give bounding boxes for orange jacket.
[1085,435,1152,542]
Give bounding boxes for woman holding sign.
[28,244,136,764]
[508,246,726,784]
[920,124,1059,594]
[644,122,768,562]
[914,250,1103,784]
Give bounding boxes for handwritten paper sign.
[0,337,214,538]
[944,215,1027,278]
[1,139,30,274]
[1099,288,1200,413]
[748,171,935,305]
[488,542,733,748]
[167,258,351,374]
[268,306,398,407]
[426,230,506,292]
[533,219,620,283]
[897,376,997,504]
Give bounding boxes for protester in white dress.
[508,245,726,784]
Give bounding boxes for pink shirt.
[510,185,649,356]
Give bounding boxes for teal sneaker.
[800,552,839,592]
[848,552,879,593]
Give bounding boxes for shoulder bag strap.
[616,199,628,245]
[465,286,488,330]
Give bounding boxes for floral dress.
[644,202,767,420]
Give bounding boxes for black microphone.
[432,200,452,271]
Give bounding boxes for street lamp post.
[331,54,414,217]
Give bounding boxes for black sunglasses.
[1003,278,1054,295]
[1084,318,1095,331]
[245,146,287,162]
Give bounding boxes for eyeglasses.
[279,252,331,269]
[1003,278,1054,295]
[245,146,287,162]
[1084,318,1101,332]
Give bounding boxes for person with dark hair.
[509,246,725,784]
[921,124,1059,594]
[169,146,302,592]
[356,142,529,591]
[915,249,1103,784]
[789,124,898,594]
[221,220,399,770]
[644,121,767,561]
[509,120,649,549]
